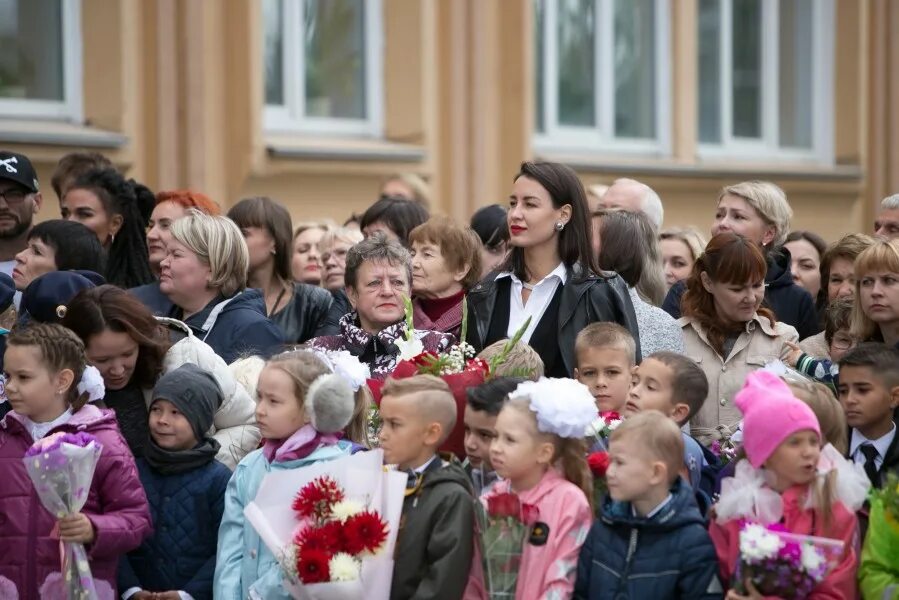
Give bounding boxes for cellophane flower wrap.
[734,522,844,599]
[23,431,104,600]
[474,492,539,599]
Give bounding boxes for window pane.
[698,0,721,143]
[264,0,284,106]
[731,0,761,138]
[0,0,63,101]
[304,0,366,120]
[779,0,813,148]
[534,0,545,133]
[557,0,595,127]
[614,0,655,138]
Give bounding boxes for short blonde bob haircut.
[851,239,899,340]
[718,181,793,248]
[318,226,363,252]
[169,208,249,298]
[408,216,484,290]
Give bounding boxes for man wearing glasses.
[0,151,43,307]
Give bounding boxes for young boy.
[575,411,721,599]
[378,375,475,600]
[463,377,526,495]
[838,343,899,488]
[476,338,545,378]
[119,364,232,600]
[573,323,635,413]
[785,297,855,394]
[624,351,714,497]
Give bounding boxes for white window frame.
[533,0,671,156]
[0,0,82,121]
[264,0,383,137]
[697,0,834,164]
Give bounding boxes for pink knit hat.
[734,370,821,468]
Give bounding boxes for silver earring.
[555,221,565,231]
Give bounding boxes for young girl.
[482,377,594,598]
[710,371,865,600]
[213,351,357,599]
[0,323,152,599]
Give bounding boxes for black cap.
[0,151,39,193]
[20,270,100,324]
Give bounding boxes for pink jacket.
[709,484,860,600]
[0,405,152,600]
[480,469,592,600]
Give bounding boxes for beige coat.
[680,315,799,446]
[798,330,830,359]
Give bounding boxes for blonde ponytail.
[555,437,594,513]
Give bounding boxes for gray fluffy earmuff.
[304,373,355,434]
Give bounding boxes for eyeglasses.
[0,189,29,205]
[831,336,856,350]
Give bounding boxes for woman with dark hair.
[680,233,798,446]
[227,197,336,343]
[62,168,155,288]
[597,210,683,356]
[466,161,639,377]
[470,204,510,279]
[12,219,105,291]
[359,196,429,245]
[62,285,259,467]
[784,230,828,302]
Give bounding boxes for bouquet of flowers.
[860,473,899,599]
[584,411,622,452]
[244,450,405,600]
[23,431,108,600]
[475,492,539,599]
[874,472,899,534]
[734,522,844,599]
[710,437,739,465]
[587,451,610,508]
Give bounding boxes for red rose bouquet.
[475,492,540,599]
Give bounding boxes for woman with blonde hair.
[659,227,707,290]
[319,226,364,323]
[662,181,818,340]
[291,222,330,285]
[852,238,899,347]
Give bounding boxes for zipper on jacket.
[613,527,640,598]
[26,481,38,599]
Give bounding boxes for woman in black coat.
[466,161,639,377]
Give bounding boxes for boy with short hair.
[574,323,635,413]
[785,297,855,394]
[476,339,545,378]
[838,343,899,488]
[575,411,721,599]
[378,375,475,600]
[462,377,526,495]
[624,351,714,497]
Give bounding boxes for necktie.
[860,443,881,487]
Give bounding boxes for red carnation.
[587,451,611,477]
[521,503,540,526]
[487,492,521,519]
[296,548,332,584]
[342,510,389,555]
[599,410,621,422]
[292,476,345,520]
[294,521,344,553]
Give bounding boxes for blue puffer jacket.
[118,457,232,599]
[574,478,723,600]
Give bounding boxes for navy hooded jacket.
[662,248,819,340]
[574,478,723,600]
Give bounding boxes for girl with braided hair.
[0,323,151,598]
[62,167,155,288]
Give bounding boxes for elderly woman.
[12,220,105,291]
[662,181,818,340]
[319,226,364,322]
[131,209,283,363]
[466,161,639,377]
[227,197,335,343]
[408,216,482,339]
[680,233,798,446]
[307,234,453,380]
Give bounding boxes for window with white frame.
[0,0,81,120]
[534,0,670,154]
[698,0,834,163]
[264,0,383,136]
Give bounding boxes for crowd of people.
[0,147,896,599]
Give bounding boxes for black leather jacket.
[466,263,641,374]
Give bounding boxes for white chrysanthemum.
[739,524,781,561]
[330,499,364,522]
[329,553,361,582]
[801,543,826,574]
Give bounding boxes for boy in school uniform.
[837,343,899,488]
[378,375,475,600]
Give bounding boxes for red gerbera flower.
[292,476,345,520]
[294,521,344,553]
[296,548,332,584]
[342,510,389,555]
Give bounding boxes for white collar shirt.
[850,422,897,470]
[495,262,568,344]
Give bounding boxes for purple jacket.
[0,405,152,600]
